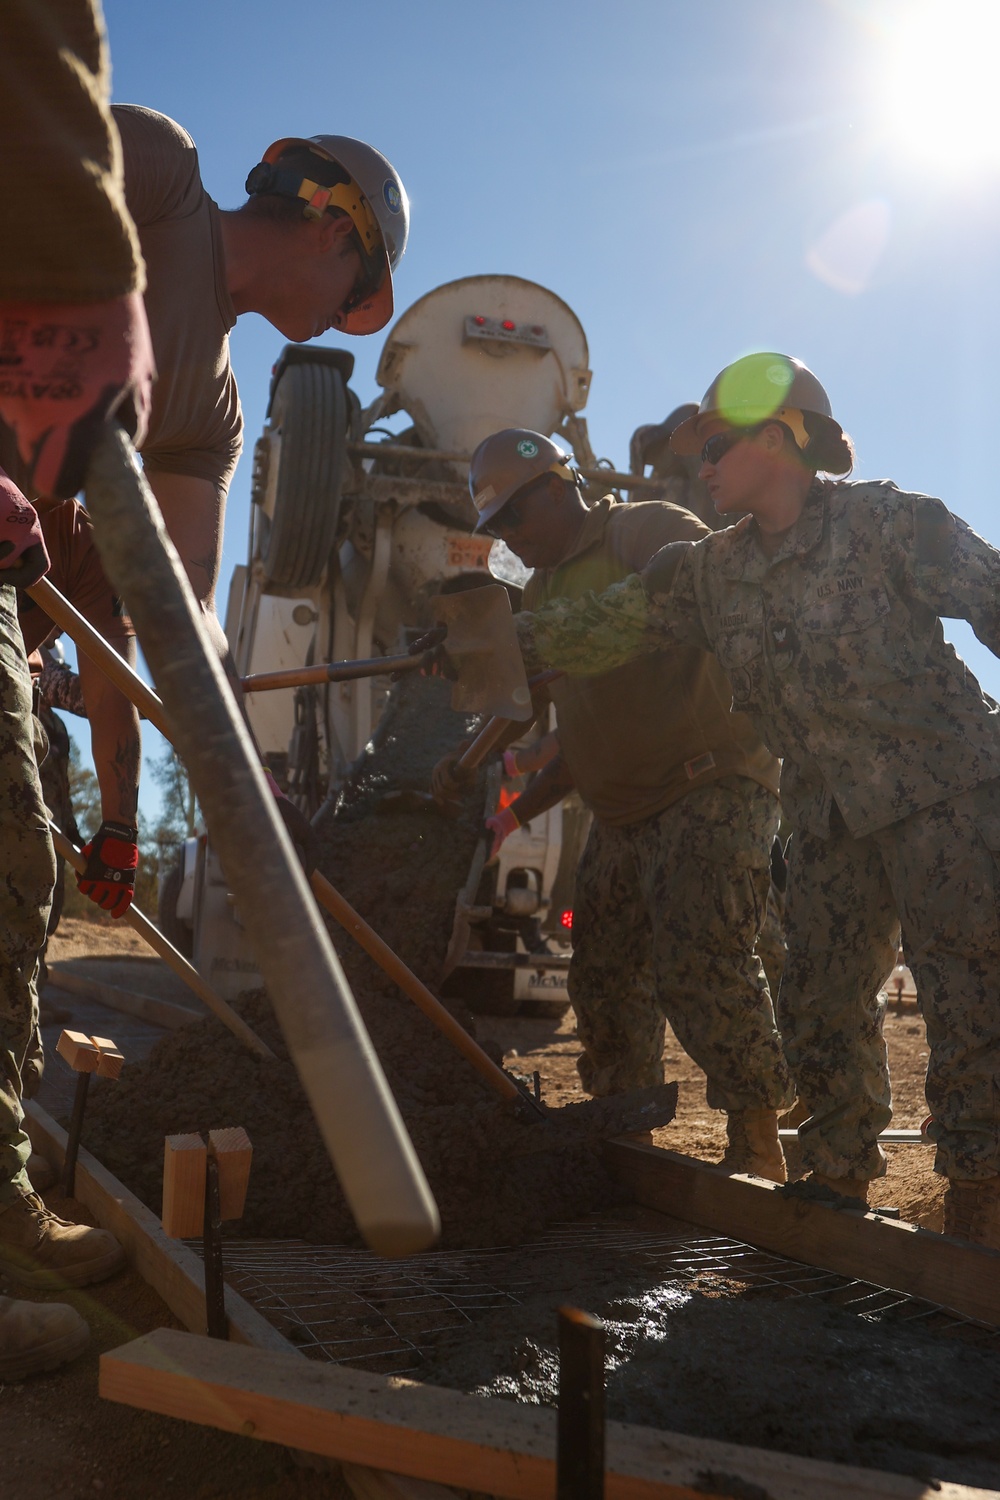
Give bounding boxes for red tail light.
[560,909,573,930]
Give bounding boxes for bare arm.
[77,641,141,824]
[146,468,262,721]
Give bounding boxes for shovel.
[31,576,541,1117]
[241,583,534,723]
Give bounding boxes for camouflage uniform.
[570,775,792,1106]
[0,586,55,1203]
[518,480,1000,1179]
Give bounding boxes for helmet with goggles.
[469,429,576,535]
[245,134,410,335]
[669,352,844,464]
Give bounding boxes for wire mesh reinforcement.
[198,1221,1000,1376]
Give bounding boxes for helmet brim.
[668,410,712,456]
[332,253,394,336]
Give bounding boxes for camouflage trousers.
[781,782,1000,1181]
[0,586,55,1203]
[568,776,793,1110]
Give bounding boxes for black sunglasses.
[480,474,553,539]
[700,426,764,466]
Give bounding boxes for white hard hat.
[247,134,410,334]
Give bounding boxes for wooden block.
[55,1029,124,1078]
[606,1141,1000,1328]
[208,1128,252,1222]
[89,1036,125,1079]
[162,1134,208,1238]
[100,1328,1000,1500]
[56,1029,102,1073]
[25,1100,292,1354]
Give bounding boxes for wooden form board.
[100,1327,1000,1500]
[47,965,201,1031]
[606,1141,1000,1327]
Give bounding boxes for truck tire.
[254,360,347,590]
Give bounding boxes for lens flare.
[882,0,1000,174]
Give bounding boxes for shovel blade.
[430,584,533,721]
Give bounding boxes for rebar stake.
[203,1155,227,1339]
[556,1305,605,1500]
[55,1030,124,1197]
[61,1071,90,1198]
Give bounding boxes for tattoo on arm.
[111,733,141,821]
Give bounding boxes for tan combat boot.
[0,1193,125,1289]
[943,1176,1000,1250]
[720,1109,786,1182]
[0,1294,89,1380]
[807,1172,872,1206]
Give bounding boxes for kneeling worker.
[440,430,792,1178]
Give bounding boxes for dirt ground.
[475,991,945,1232]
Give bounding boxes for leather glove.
[430,747,475,804]
[263,768,319,878]
[398,621,458,681]
[486,804,521,860]
[0,291,155,498]
[77,819,139,918]
[0,468,49,588]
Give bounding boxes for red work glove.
[0,468,48,588]
[0,291,155,498]
[76,819,139,918]
[485,804,521,860]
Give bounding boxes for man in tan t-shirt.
[436,428,793,1180]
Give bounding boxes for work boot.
[0,1193,125,1289]
[0,1294,89,1380]
[806,1171,872,1207]
[943,1176,1000,1251]
[719,1108,786,1182]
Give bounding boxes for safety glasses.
[480,493,529,540]
[480,472,555,539]
[700,426,762,466]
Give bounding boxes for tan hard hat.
[248,135,409,335]
[469,429,575,533]
[670,353,842,456]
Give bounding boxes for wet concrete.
[84,676,677,1246]
[411,1221,1000,1490]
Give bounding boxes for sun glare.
[883,1,1000,175]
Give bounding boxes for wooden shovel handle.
[308,869,536,1112]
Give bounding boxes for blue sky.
[70,0,1000,822]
